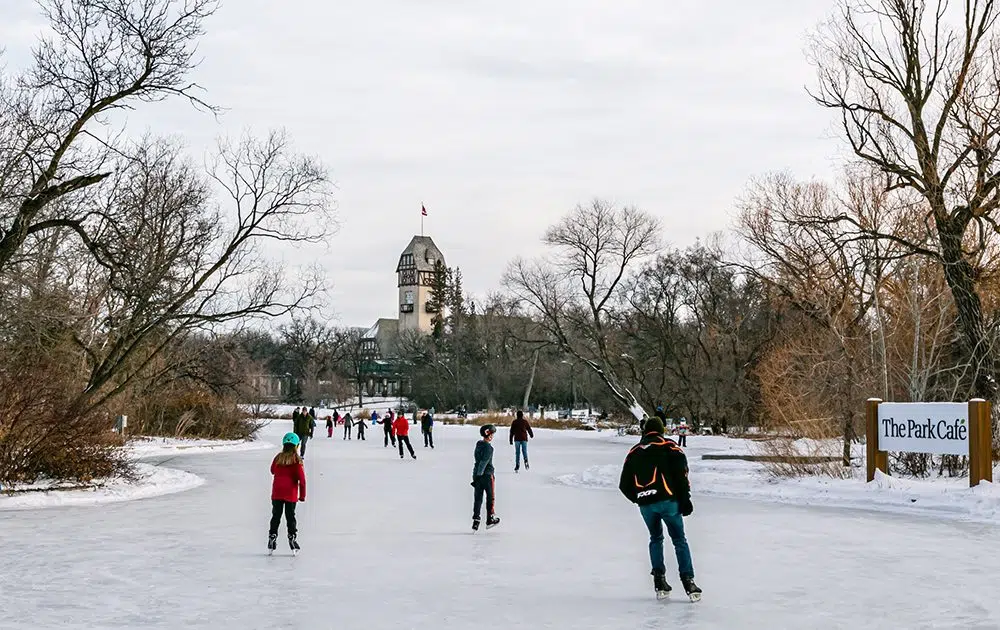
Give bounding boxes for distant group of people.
[270,402,701,601]
[638,406,691,446]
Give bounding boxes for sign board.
[877,402,968,456]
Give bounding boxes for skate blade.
[687,593,701,603]
[656,591,671,601]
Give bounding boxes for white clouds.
[0,0,843,327]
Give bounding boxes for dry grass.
[752,437,851,478]
[437,413,594,431]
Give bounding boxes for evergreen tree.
[428,260,449,340]
[448,267,465,332]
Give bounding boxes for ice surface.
[2,423,1000,629]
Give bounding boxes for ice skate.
[652,570,671,600]
[486,515,500,529]
[267,533,278,556]
[681,577,701,602]
[472,518,481,532]
[289,533,300,556]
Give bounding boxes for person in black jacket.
[619,416,701,601]
[379,411,396,447]
[420,411,434,448]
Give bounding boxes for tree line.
[6,0,1000,486]
[0,0,333,486]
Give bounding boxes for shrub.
[0,358,132,487]
[122,384,263,441]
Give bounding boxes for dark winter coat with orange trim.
[618,432,690,506]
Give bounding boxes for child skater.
[326,415,334,438]
[269,433,307,555]
[471,424,500,531]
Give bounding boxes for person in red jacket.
[393,412,416,459]
[269,432,307,555]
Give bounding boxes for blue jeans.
[639,500,694,578]
[514,441,528,468]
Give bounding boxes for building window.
[404,291,414,304]
[399,253,414,268]
[399,269,416,286]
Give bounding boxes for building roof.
[396,236,446,273]
[361,318,399,358]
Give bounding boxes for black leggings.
[344,425,352,440]
[398,435,415,458]
[472,475,495,520]
[423,430,434,448]
[384,428,396,447]
[269,500,297,536]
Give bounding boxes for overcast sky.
[2,0,846,328]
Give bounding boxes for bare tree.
[0,0,218,274]
[66,131,332,415]
[810,0,1000,397]
[503,199,660,420]
[737,170,901,464]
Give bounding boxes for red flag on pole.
[421,204,428,216]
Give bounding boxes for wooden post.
[969,399,992,487]
[866,398,887,482]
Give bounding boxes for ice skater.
[380,410,396,448]
[618,416,701,601]
[509,410,534,472]
[471,424,500,531]
[356,414,367,440]
[421,410,434,448]
[326,415,334,438]
[394,411,416,459]
[293,407,313,458]
[677,420,689,447]
[342,412,353,440]
[268,433,307,555]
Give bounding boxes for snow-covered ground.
[0,463,204,511]
[0,437,270,511]
[129,436,273,459]
[3,425,1000,628]
[558,434,1000,524]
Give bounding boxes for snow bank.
[129,436,273,459]
[0,463,204,511]
[558,435,1000,524]
[1,437,269,511]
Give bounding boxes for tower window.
[404,291,414,304]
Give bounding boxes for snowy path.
[2,423,999,629]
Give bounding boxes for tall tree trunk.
[522,349,539,409]
[842,415,853,468]
[939,225,997,399]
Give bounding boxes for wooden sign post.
[866,398,887,482]
[968,399,993,487]
[867,399,993,487]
